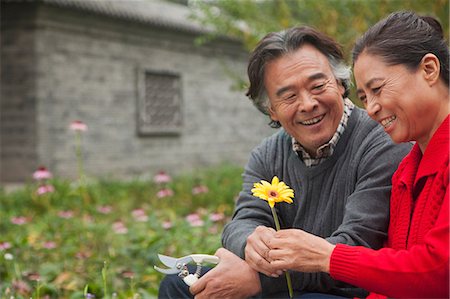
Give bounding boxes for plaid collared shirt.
[292,98,355,167]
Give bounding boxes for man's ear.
[336,79,346,98]
[420,53,441,86]
[268,105,279,122]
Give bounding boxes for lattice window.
[137,71,182,135]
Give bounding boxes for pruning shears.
[154,254,220,286]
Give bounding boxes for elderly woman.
[265,11,449,298]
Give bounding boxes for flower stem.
[271,207,294,298]
[271,206,281,231]
[76,132,84,181]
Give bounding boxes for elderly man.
[159,26,411,298]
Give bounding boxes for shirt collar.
[292,98,354,167]
[415,114,449,183]
[397,114,449,187]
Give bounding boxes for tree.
[187,0,449,102]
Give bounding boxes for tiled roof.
[41,0,208,34]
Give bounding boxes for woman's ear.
[420,53,441,86]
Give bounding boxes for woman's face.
[354,51,444,148]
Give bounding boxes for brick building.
[1,0,274,183]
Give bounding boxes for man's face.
[264,44,345,156]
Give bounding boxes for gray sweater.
[221,107,412,296]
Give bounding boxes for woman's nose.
[366,100,381,118]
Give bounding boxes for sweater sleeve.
[327,127,412,249]
[221,139,276,258]
[330,188,449,298]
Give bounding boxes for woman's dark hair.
[353,11,449,86]
[246,26,351,128]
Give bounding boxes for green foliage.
[191,0,449,59]
[0,164,243,298]
[189,0,448,105]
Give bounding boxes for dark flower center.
[269,190,278,197]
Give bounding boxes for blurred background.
[1,0,448,184]
[0,0,448,298]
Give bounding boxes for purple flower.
[131,209,148,222]
[42,241,57,249]
[58,210,74,219]
[192,185,209,195]
[33,166,52,181]
[0,242,12,250]
[185,213,204,227]
[153,171,172,184]
[10,216,29,225]
[96,205,113,214]
[36,184,55,195]
[70,120,88,132]
[156,188,174,198]
[209,212,225,222]
[162,220,173,230]
[112,221,128,234]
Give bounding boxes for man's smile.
[299,114,325,126]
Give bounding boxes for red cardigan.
[330,115,449,298]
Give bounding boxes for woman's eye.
[359,95,367,104]
[372,86,382,94]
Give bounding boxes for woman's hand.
[267,229,335,273]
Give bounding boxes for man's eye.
[313,84,325,90]
[283,94,296,101]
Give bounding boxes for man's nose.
[299,96,318,112]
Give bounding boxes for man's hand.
[245,226,283,277]
[267,229,335,273]
[189,248,261,299]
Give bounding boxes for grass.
[0,163,243,298]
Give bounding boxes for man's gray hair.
[246,26,351,128]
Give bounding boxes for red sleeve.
[329,189,449,298]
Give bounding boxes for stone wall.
[1,2,275,182]
[1,3,39,182]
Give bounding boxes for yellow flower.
[251,176,294,208]
[251,176,295,298]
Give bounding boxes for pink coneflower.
[0,242,12,250]
[70,120,88,132]
[185,213,204,227]
[192,185,209,195]
[208,225,219,234]
[75,251,92,260]
[121,270,135,279]
[12,279,31,294]
[112,221,128,234]
[131,209,148,222]
[209,212,225,222]
[162,220,173,230]
[58,210,74,219]
[33,166,52,181]
[36,184,55,195]
[10,216,29,225]
[96,205,113,214]
[156,188,174,198]
[26,272,41,281]
[153,171,171,184]
[42,241,57,249]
